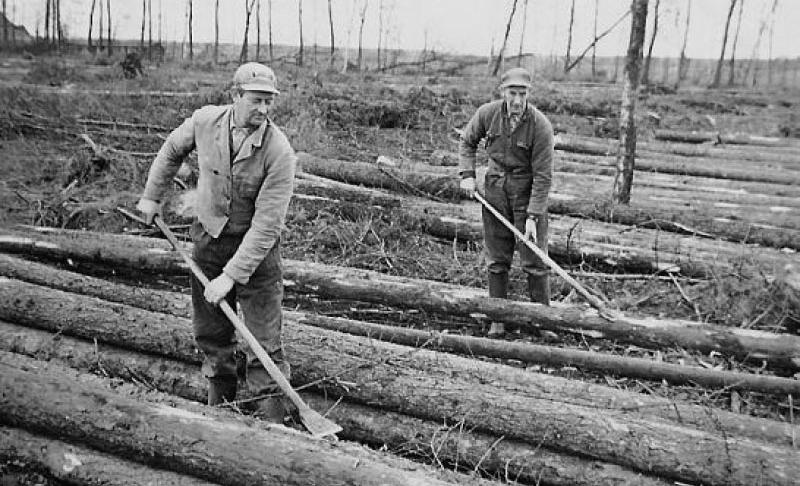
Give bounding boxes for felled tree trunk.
[0,426,219,486]
[654,129,788,147]
[0,352,481,486]
[2,228,798,370]
[0,321,669,486]
[3,279,800,486]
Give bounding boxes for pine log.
[653,129,791,147]
[294,174,403,208]
[2,228,798,371]
[302,153,800,250]
[4,251,799,398]
[0,426,220,486]
[3,278,800,486]
[0,351,483,486]
[0,320,668,486]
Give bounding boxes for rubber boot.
[527,274,550,306]
[207,377,237,406]
[487,272,508,337]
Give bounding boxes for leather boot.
[527,274,550,306]
[208,377,237,406]
[487,272,508,337]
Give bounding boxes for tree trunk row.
[4,251,800,398]
[0,351,477,486]
[0,320,669,486]
[2,228,798,371]
[1,282,798,486]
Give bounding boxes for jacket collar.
[221,105,271,164]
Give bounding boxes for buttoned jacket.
[142,104,296,284]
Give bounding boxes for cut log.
[0,320,669,486]
[3,277,800,486]
[653,129,791,147]
[0,426,220,486]
[0,351,486,486]
[301,153,800,250]
[2,228,799,371]
[4,252,798,397]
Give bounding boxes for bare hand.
[459,177,476,198]
[205,273,235,305]
[135,198,162,225]
[523,217,538,242]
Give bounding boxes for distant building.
[0,13,34,46]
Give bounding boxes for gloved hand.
[459,177,476,198]
[135,198,162,225]
[524,217,538,242]
[205,272,235,305]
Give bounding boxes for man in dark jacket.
[136,62,297,421]
[459,67,554,337]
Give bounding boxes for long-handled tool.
[153,216,342,439]
[473,192,619,319]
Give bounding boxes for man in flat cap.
[458,67,554,337]
[137,62,296,421]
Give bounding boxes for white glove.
[459,177,476,198]
[524,217,538,242]
[205,273,235,305]
[135,198,162,225]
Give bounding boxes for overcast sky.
[6,0,798,60]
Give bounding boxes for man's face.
[503,86,529,116]
[233,90,275,128]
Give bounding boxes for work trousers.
[482,171,549,277]
[190,221,289,396]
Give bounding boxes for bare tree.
[97,0,103,51]
[327,0,335,67]
[492,0,519,76]
[214,0,219,63]
[148,0,152,59]
[592,0,599,77]
[106,0,112,55]
[564,9,630,73]
[727,0,744,86]
[268,0,273,61]
[298,0,304,66]
[613,0,648,204]
[564,0,575,72]
[711,0,737,88]
[641,0,659,86]
[356,0,368,70]
[239,0,256,63]
[158,0,162,47]
[342,0,357,73]
[256,0,261,61]
[676,0,691,86]
[377,0,384,69]
[742,1,773,86]
[767,2,776,85]
[517,0,529,67]
[2,0,7,45]
[140,0,146,48]
[44,0,50,44]
[87,0,96,49]
[187,0,193,60]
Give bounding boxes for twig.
[77,118,170,132]
[375,165,446,203]
[669,273,702,321]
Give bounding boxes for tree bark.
[712,0,737,88]
[267,0,273,61]
[45,0,51,44]
[727,0,744,86]
[563,0,575,73]
[493,0,519,76]
[148,0,153,60]
[356,0,368,70]
[256,0,261,61]
[2,286,799,486]
[106,0,112,56]
[0,321,672,486]
[676,0,691,87]
[6,252,799,399]
[0,352,476,486]
[187,0,193,60]
[140,0,146,48]
[612,0,648,204]
[640,0,659,86]
[0,426,219,486]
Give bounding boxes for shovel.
[153,215,342,439]
[473,192,620,320]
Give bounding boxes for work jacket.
[459,99,553,216]
[141,104,297,285]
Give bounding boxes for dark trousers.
[190,221,289,395]
[482,172,549,277]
